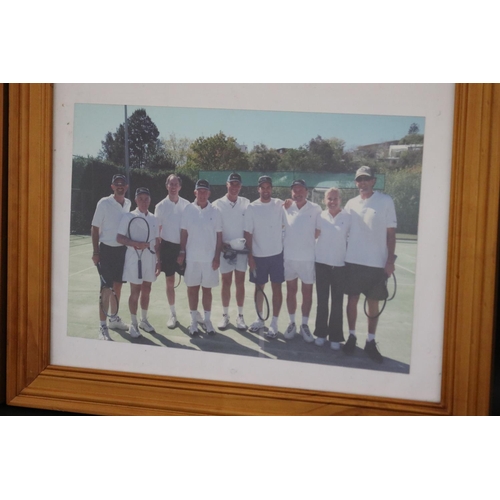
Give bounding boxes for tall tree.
[184,132,250,173]
[99,108,162,169]
[161,133,192,167]
[408,122,420,134]
[248,144,281,171]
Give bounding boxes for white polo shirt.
[212,195,250,243]
[181,201,222,263]
[91,195,131,247]
[344,191,397,268]
[315,209,351,266]
[283,200,321,261]
[244,198,285,258]
[154,195,190,243]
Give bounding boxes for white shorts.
[122,248,157,285]
[184,260,220,288]
[284,259,315,284]
[219,251,248,274]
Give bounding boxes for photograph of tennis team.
[69,103,423,374]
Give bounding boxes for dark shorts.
[344,263,388,300]
[159,239,185,277]
[99,243,127,286]
[249,252,285,285]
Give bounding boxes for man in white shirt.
[154,174,190,329]
[212,173,250,331]
[177,180,223,336]
[91,174,131,340]
[117,187,160,339]
[244,176,286,339]
[282,180,321,343]
[343,166,397,363]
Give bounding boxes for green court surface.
[68,235,416,374]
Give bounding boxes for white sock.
[223,307,229,316]
[204,311,211,322]
[190,310,197,322]
[170,305,176,315]
[238,306,244,316]
[100,320,107,327]
[271,316,278,328]
[141,309,148,321]
[131,314,138,326]
[367,333,375,342]
[289,314,295,324]
[302,316,309,326]
[349,330,356,337]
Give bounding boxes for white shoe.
[330,342,341,350]
[139,318,155,333]
[98,325,112,341]
[108,315,128,330]
[204,319,216,336]
[284,322,296,340]
[315,337,326,346]
[249,319,265,332]
[188,321,198,336]
[167,315,177,329]
[129,324,142,338]
[300,324,314,343]
[266,323,278,339]
[218,314,230,330]
[236,314,247,330]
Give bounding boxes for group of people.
[91,165,397,363]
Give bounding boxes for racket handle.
[138,260,142,280]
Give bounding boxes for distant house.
[388,144,423,160]
[236,143,248,153]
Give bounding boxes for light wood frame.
[5,83,499,415]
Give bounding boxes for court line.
[395,263,416,275]
[70,265,95,277]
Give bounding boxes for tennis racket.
[96,263,119,318]
[251,269,270,322]
[127,216,154,280]
[363,272,397,319]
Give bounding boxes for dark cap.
[135,187,150,197]
[355,166,375,180]
[195,179,211,190]
[112,174,127,185]
[227,172,242,183]
[291,179,307,189]
[258,175,272,187]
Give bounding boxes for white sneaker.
[167,315,177,329]
[218,314,230,330]
[266,323,278,339]
[196,311,205,328]
[188,321,198,336]
[300,324,314,343]
[109,316,128,330]
[249,319,265,332]
[236,314,247,330]
[284,322,296,340]
[330,342,341,350]
[204,319,216,336]
[315,337,326,346]
[98,325,112,341]
[129,324,142,338]
[139,318,155,333]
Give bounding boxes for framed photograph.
[6,83,499,415]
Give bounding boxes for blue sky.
[73,103,425,157]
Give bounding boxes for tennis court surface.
[67,235,416,374]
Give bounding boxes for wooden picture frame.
[5,83,499,415]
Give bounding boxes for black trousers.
[314,263,346,342]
